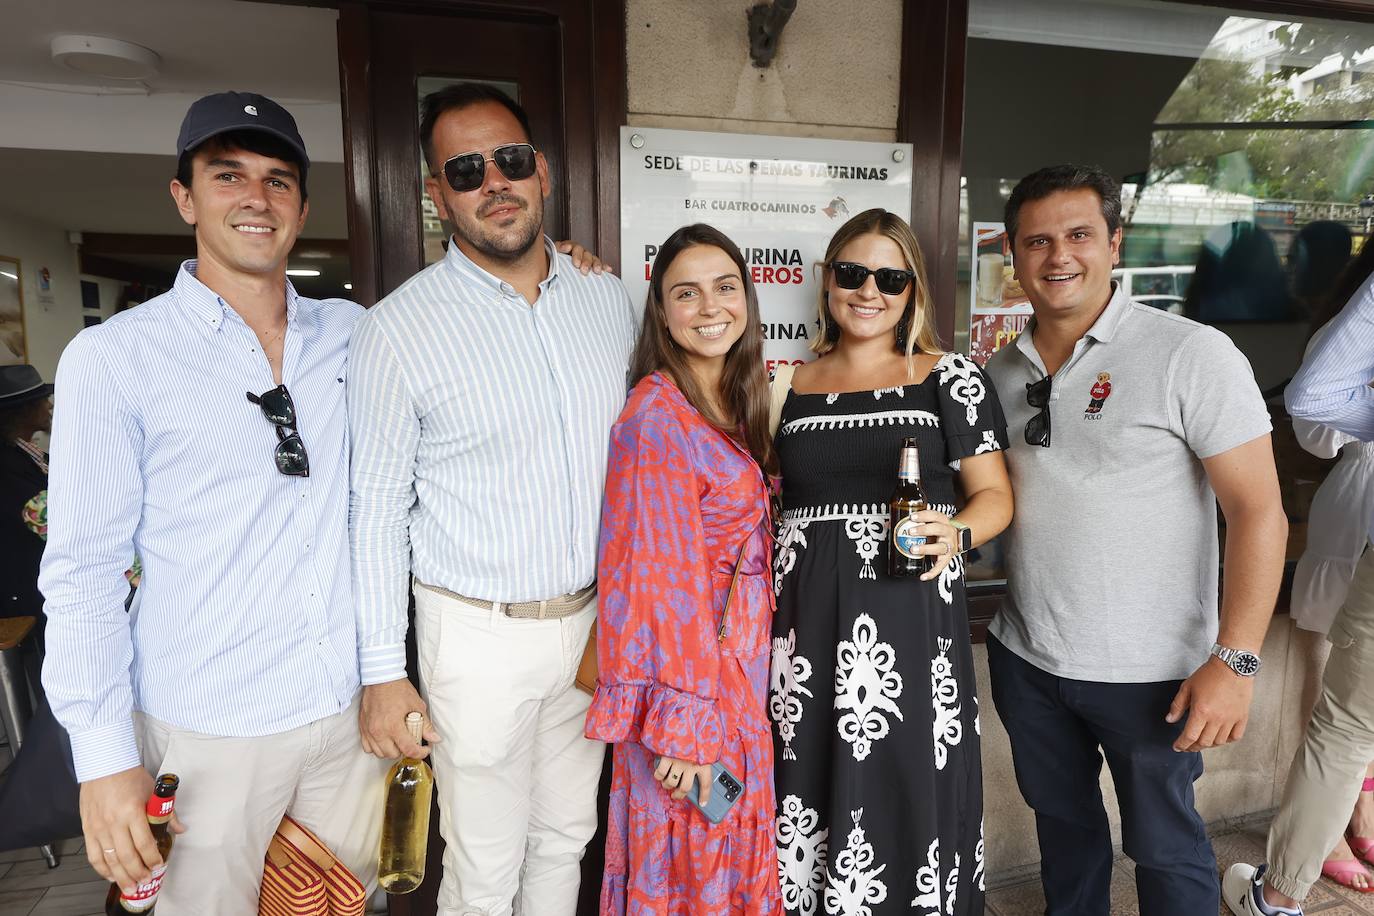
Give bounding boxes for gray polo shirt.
[985,283,1271,683]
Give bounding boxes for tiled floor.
[4,821,1374,915]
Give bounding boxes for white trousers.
[134,694,389,916]
[414,583,605,916]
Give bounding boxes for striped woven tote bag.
[259,815,366,916]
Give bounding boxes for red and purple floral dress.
[586,372,781,916]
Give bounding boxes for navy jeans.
[987,634,1219,915]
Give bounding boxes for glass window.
[957,0,1374,583]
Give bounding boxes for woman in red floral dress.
[585,224,782,915]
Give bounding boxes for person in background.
[1225,240,1374,915]
[1287,237,1374,894]
[0,364,52,695]
[985,164,1287,914]
[586,223,782,914]
[769,208,1012,915]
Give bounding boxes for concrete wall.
[625,0,903,141]
[0,211,84,381]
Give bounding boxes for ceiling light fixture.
[51,35,161,81]
[286,268,322,278]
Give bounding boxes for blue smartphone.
[654,758,744,824]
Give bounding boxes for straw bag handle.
[768,363,796,438]
[269,816,341,874]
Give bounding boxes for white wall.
[0,211,83,380]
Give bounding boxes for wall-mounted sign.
[619,127,913,369]
[968,221,1032,365]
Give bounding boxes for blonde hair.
[810,208,941,359]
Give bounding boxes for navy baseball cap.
[175,91,310,169]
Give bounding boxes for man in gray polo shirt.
[984,164,1288,913]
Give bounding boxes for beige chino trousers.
[133,694,390,915]
[1268,545,1374,900]
[413,582,604,916]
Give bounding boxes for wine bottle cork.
[405,711,424,746]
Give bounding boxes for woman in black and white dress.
[770,210,1012,916]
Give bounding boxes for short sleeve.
[1167,326,1271,459]
[933,352,1009,463]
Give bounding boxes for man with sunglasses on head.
[39,92,390,912]
[982,164,1287,913]
[348,83,635,916]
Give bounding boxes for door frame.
[336,0,627,305]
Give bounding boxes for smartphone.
[654,758,744,824]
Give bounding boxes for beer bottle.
[377,712,435,894]
[889,437,934,578]
[104,773,179,915]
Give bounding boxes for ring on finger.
[103,847,117,856]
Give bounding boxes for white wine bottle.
[377,712,434,894]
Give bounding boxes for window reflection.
[959,2,1374,583]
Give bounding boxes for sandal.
[1349,778,1374,866]
[1323,857,1374,892]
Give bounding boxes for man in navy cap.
[39,92,389,912]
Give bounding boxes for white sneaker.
[1223,863,1303,916]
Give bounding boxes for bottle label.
[118,864,166,912]
[146,795,174,819]
[893,516,927,559]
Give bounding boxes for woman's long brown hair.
[629,223,778,477]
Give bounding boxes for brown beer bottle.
[104,773,179,915]
[888,437,934,577]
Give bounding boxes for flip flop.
[1321,858,1374,892]
[1348,778,1374,866]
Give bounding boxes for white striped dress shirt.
[39,263,363,782]
[1287,271,1374,543]
[349,238,637,685]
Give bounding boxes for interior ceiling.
[0,0,351,290]
[0,0,340,100]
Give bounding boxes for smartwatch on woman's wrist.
[950,519,972,556]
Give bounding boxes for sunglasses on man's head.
[438,143,538,193]
[1024,375,1052,448]
[829,261,914,296]
[246,385,310,477]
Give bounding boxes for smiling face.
[170,143,307,280]
[826,232,912,345]
[660,244,749,376]
[423,100,550,263]
[1011,187,1122,321]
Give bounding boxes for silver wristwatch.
[1210,643,1261,678]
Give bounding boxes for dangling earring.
[894,311,911,352]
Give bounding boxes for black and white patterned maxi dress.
[769,353,1007,916]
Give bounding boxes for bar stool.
[0,615,59,869]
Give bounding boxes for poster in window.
[620,127,913,369]
[0,255,25,365]
[968,221,1031,365]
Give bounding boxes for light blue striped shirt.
[39,263,363,782]
[1287,271,1374,542]
[1287,272,1374,443]
[349,238,637,685]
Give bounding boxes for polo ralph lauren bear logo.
[1084,372,1112,417]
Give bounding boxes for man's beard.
[456,195,543,262]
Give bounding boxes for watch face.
[1231,652,1261,676]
